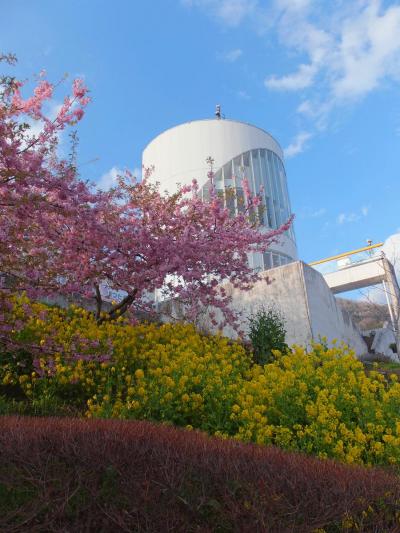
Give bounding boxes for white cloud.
[337,212,359,225]
[265,0,400,122]
[299,206,327,219]
[96,166,142,191]
[337,206,369,225]
[265,63,317,91]
[333,2,400,100]
[283,131,312,158]
[182,0,257,27]
[184,0,400,125]
[276,0,311,11]
[25,118,44,139]
[297,100,313,115]
[237,89,250,99]
[48,101,63,120]
[217,0,257,26]
[311,207,326,218]
[22,100,66,154]
[96,166,122,191]
[183,0,400,137]
[217,48,243,62]
[24,100,63,139]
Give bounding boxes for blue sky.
[2,0,400,269]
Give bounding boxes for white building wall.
[143,119,284,192]
[142,118,297,264]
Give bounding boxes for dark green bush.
[248,306,287,365]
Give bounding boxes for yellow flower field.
[2,294,400,466]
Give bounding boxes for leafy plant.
[248,306,288,365]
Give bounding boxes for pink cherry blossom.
[0,54,292,350]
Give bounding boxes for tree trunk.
[97,290,138,324]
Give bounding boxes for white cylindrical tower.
[142,118,297,270]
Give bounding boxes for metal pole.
[382,279,396,332]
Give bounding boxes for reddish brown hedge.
[0,416,399,532]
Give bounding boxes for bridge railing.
[309,243,384,276]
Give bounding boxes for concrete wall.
[220,260,310,346]
[213,261,368,356]
[302,265,367,354]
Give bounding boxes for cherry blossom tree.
[0,52,96,289]
[104,173,291,330]
[30,166,291,332]
[0,54,292,334]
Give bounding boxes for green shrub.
[248,306,288,365]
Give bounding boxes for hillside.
[337,297,390,331]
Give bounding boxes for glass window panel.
[263,252,272,269]
[272,153,284,208]
[279,171,287,215]
[257,205,265,225]
[274,202,282,227]
[233,155,243,183]
[251,149,262,193]
[265,197,273,227]
[223,161,233,185]
[248,206,257,225]
[213,168,223,187]
[277,159,290,212]
[252,252,264,272]
[225,187,236,216]
[201,182,210,202]
[242,151,253,192]
[267,151,278,202]
[277,158,295,240]
[243,151,250,170]
[258,150,272,227]
[272,254,280,268]
[215,150,296,258]
[236,187,246,213]
[252,150,267,226]
[281,207,286,226]
[215,188,224,201]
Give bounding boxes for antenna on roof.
[215,104,224,119]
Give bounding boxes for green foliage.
[248,306,288,365]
